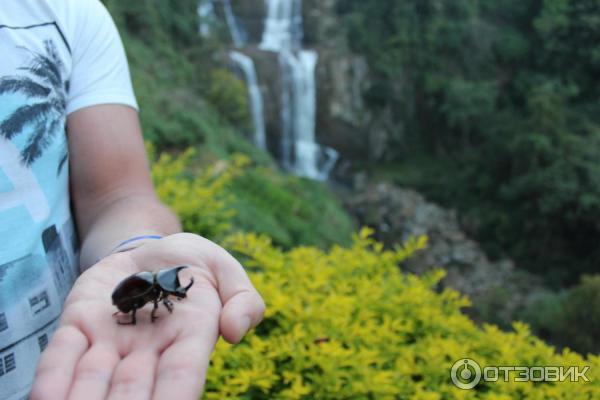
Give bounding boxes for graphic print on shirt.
[0,19,77,400]
[0,39,69,173]
[0,140,49,222]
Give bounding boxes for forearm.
[65,105,181,269]
[77,193,181,270]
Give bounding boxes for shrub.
[206,68,251,130]
[557,275,600,355]
[518,276,600,355]
[517,289,567,344]
[202,230,599,399]
[150,146,246,238]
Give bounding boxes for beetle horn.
[184,277,194,292]
[174,266,188,284]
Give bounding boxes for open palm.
[30,233,265,400]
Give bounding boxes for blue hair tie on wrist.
[111,235,163,253]
[94,235,163,265]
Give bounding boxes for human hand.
[30,233,265,400]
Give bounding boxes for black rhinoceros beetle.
[111,266,194,325]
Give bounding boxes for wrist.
[88,235,163,268]
[110,235,164,254]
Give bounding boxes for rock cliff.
[342,181,542,326]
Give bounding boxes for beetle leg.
[163,298,174,313]
[151,299,159,322]
[117,308,137,325]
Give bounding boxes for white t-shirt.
[0,1,137,398]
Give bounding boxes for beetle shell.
[112,271,157,313]
[111,266,194,324]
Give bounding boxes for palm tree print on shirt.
[0,39,69,173]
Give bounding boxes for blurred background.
[102,0,599,388]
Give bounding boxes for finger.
[209,245,265,343]
[68,342,120,400]
[220,289,265,343]
[107,349,159,400]
[30,326,89,400]
[152,333,217,400]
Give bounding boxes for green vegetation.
[229,168,354,248]
[206,68,251,131]
[104,0,255,154]
[339,0,600,287]
[150,147,354,248]
[520,275,600,355]
[339,0,600,353]
[102,0,354,248]
[151,151,599,398]
[207,230,599,399]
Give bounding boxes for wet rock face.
[230,0,266,43]
[342,182,542,327]
[316,51,373,160]
[303,0,385,162]
[302,0,342,47]
[239,49,283,156]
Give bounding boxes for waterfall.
[261,0,338,180]
[208,0,339,180]
[219,2,266,150]
[197,0,215,37]
[280,50,318,178]
[229,51,267,150]
[222,0,246,47]
[259,0,303,51]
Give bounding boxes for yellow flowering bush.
[150,149,599,399]
[150,146,247,238]
[203,230,599,399]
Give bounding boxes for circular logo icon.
[451,358,482,389]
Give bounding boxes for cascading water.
[222,0,246,47]
[219,1,266,151]
[197,0,215,37]
[261,0,338,180]
[259,0,303,51]
[229,51,267,150]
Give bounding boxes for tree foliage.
[521,274,600,355]
[339,0,600,284]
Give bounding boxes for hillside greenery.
[339,0,600,287]
[103,0,355,249]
